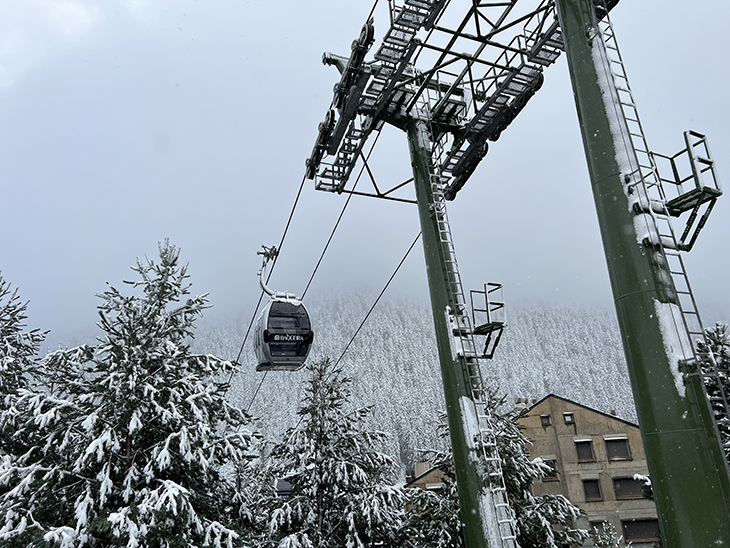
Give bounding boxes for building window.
[575,440,595,462]
[563,412,574,425]
[582,479,602,501]
[542,459,558,481]
[622,519,661,543]
[613,477,644,500]
[605,437,631,460]
[276,479,293,498]
[540,414,551,426]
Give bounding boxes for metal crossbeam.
[307,0,618,202]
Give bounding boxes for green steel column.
[407,119,497,548]
[555,0,730,544]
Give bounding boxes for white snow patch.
[414,120,432,152]
[653,299,692,398]
[632,212,656,247]
[590,27,655,248]
[458,396,504,547]
[44,526,77,548]
[459,396,479,452]
[479,491,504,548]
[129,410,142,434]
[590,29,634,175]
[445,307,460,362]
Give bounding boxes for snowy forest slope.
[193,295,637,467]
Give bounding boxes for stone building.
[516,394,661,546]
[405,460,448,492]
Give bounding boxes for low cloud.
[0,0,174,90]
[0,0,101,88]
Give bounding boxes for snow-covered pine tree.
[0,241,257,548]
[590,521,623,548]
[403,390,588,548]
[0,274,46,459]
[0,274,45,403]
[262,357,405,548]
[697,322,730,460]
[633,473,653,501]
[400,428,462,548]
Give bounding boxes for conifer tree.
[0,274,45,404]
[262,357,405,548]
[403,390,588,548]
[591,521,623,548]
[0,274,46,460]
[697,322,730,460]
[400,437,461,548]
[0,241,256,548]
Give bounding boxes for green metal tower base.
[408,118,515,548]
[554,0,730,544]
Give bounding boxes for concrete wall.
[517,395,660,546]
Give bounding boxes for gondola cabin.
[254,296,314,371]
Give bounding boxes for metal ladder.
[318,0,447,194]
[595,8,730,443]
[429,170,519,547]
[364,0,443,113]
[470,283,507,359]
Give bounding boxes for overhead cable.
[301,132,382,300]
[225,172,309,394]
[333,231,421,369]
[285,230,422,437]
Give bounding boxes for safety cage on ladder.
[651,130,722,252]
[469,283,506,359]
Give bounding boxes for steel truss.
[306,0,617,202]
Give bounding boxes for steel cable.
[224,171,308,396]
[332,231,421,369]
[242,133,384,411]
[231,0,391,411]
[300,131,382,300]
[285,230,422,437]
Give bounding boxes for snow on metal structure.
[306,0,617,203]
[304,1,622,547]
[304,0,729,546]
[554,0,730,544]
[407,117,517,548]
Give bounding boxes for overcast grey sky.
[1,0,728,345]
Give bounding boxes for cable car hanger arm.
[257,245,299,300]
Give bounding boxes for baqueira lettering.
[273,334,304,342]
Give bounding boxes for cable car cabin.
[254,297,314,371]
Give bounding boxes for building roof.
[525,393,639,429]
[404,466,442,488]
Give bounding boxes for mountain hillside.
[193,295,637,468]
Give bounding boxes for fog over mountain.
[193,294,640,468]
